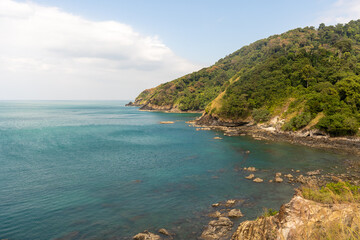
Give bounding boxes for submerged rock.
[133,230,161,240]
[212,203,220,207]
[200,217,233,240]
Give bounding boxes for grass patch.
[301,181,360,204]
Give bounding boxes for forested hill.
[132,20,360,136]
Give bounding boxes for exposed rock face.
[133,231,162,240]
[231,195,360,240]
[200,217,234,240]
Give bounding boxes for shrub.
[283,112,312,131]
[317,114,359,136]
[252,108,271,122]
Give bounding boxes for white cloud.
[316,0,360,25]
[0,0,201,100]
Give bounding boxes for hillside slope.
[133,20,360,136]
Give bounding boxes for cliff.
[232,194,360,240]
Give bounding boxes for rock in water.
[200,217,233,240]
[275,177,283,183]
[225,199,236,207]
[244,167,256,172]
[228,209,244,218]
[158,228,171,236]
[253,178,263,183]
[245,174,255,179]
[160,121,174,124]
[208,211,222,218]
[133,231,161,240]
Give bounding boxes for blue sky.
[1,0,360,99]
[21,0,336,65]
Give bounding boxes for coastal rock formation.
[133,230,162,240]
[200,217,234,240]
[231,195,360,240]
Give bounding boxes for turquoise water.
[0,101,356,239]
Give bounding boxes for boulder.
[284,174,293,179]
[158,228,171,236]
[275,177,283,183]
[212,203,220,207]
[253,178,263,183]
[225,199,236,207]
[275,172,282,177]
[245,174,255,180]
[228,209,244,218]
[200,217,233,240]
[208,211,222,218]
[133,231,161,240]
[244,167,256,172]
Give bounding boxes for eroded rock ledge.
[231,194,360,240]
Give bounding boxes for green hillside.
[134,20,360,136]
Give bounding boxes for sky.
[1,0,360,100]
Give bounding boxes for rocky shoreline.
[127,104,360,239]
[194,114,360,155]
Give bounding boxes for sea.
[0,101,356,239]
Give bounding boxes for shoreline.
[193,123,360,155]
[126,105,360,155]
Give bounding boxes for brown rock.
[212,203,220,207]
[208,211,222,218]
[275,172,282,177]
[275,177,283,183]
[133,231,161,240]
[307,169,321,176]
[245,174,255,180]
[225,199,236,207]
[228,209,244,218]
[200,217,233,240]
[231,195,360,240]
[253,178,263,183]
[158,228,171,236]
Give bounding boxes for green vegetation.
[302,181,360,204]
[135,20,360,136]
[262,208,278,217]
